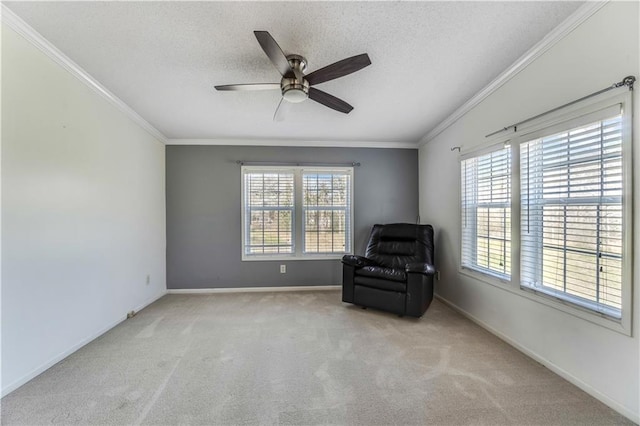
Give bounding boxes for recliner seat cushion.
[356,266,407,282]
[354,285,405,315]
[353,277,406,293]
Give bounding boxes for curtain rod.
[485,75,635,138]
[236,160,361,167]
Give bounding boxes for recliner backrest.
[364,223,434,270]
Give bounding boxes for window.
[243,170,294,255]
[520,109,624,318]
[461,146,511,280]
[458,90,632,331]
[303,170,352,254]
[242,166,353,260]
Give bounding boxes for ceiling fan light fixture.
[281,78,309,103]
[283,88,308,103]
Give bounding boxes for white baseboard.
[1,290,167,397]
[435,294,639,424]
[132,290,167,314]
[167,285,341,294]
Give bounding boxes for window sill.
[459,266,511,288]
[459,266,630,336]
[242,254,348,262]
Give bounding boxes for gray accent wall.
[166,146,418,289]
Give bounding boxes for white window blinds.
[461,146,511,279]
[242,166,354,260]
[243,170,294,256]
[302,170,352,254]
[520,108,623,318]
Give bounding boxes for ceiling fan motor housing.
[281,54,308,103]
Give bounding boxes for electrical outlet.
[436,270,441,281]
[280,265,286,274]
[146,274,151,285]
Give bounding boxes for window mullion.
[469,160,478,268]
[595,120,604,303]
[294,170,303,256]
[511,139,521,289]
[562,205,567,293]
[277,174,281,253]
[331,176,335,252]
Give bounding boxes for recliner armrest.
[405,262,437,276]
[341,255,377,268]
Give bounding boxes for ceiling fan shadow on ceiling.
[215,31,371,121]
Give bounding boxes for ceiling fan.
[215,31,371,119]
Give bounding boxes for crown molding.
[167,138,418,149]
[1,4,168,144]
[418,0,608,147]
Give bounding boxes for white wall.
[1,23,166,395]
[418,2,639,422]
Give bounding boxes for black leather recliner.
[341,223,436,317]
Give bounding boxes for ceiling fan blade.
[305,53,371,86]
[308,88,353,114]
[254,31,293,77]
[214,83,280,91]
[273,97,293,122]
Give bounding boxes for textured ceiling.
[5,1,583,144]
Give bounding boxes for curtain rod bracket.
[451,146,461,152]
[619,76,635,90]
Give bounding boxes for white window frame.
[459,88,633,335]
[241,165,354,261]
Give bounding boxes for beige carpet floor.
[1,291,632,425]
